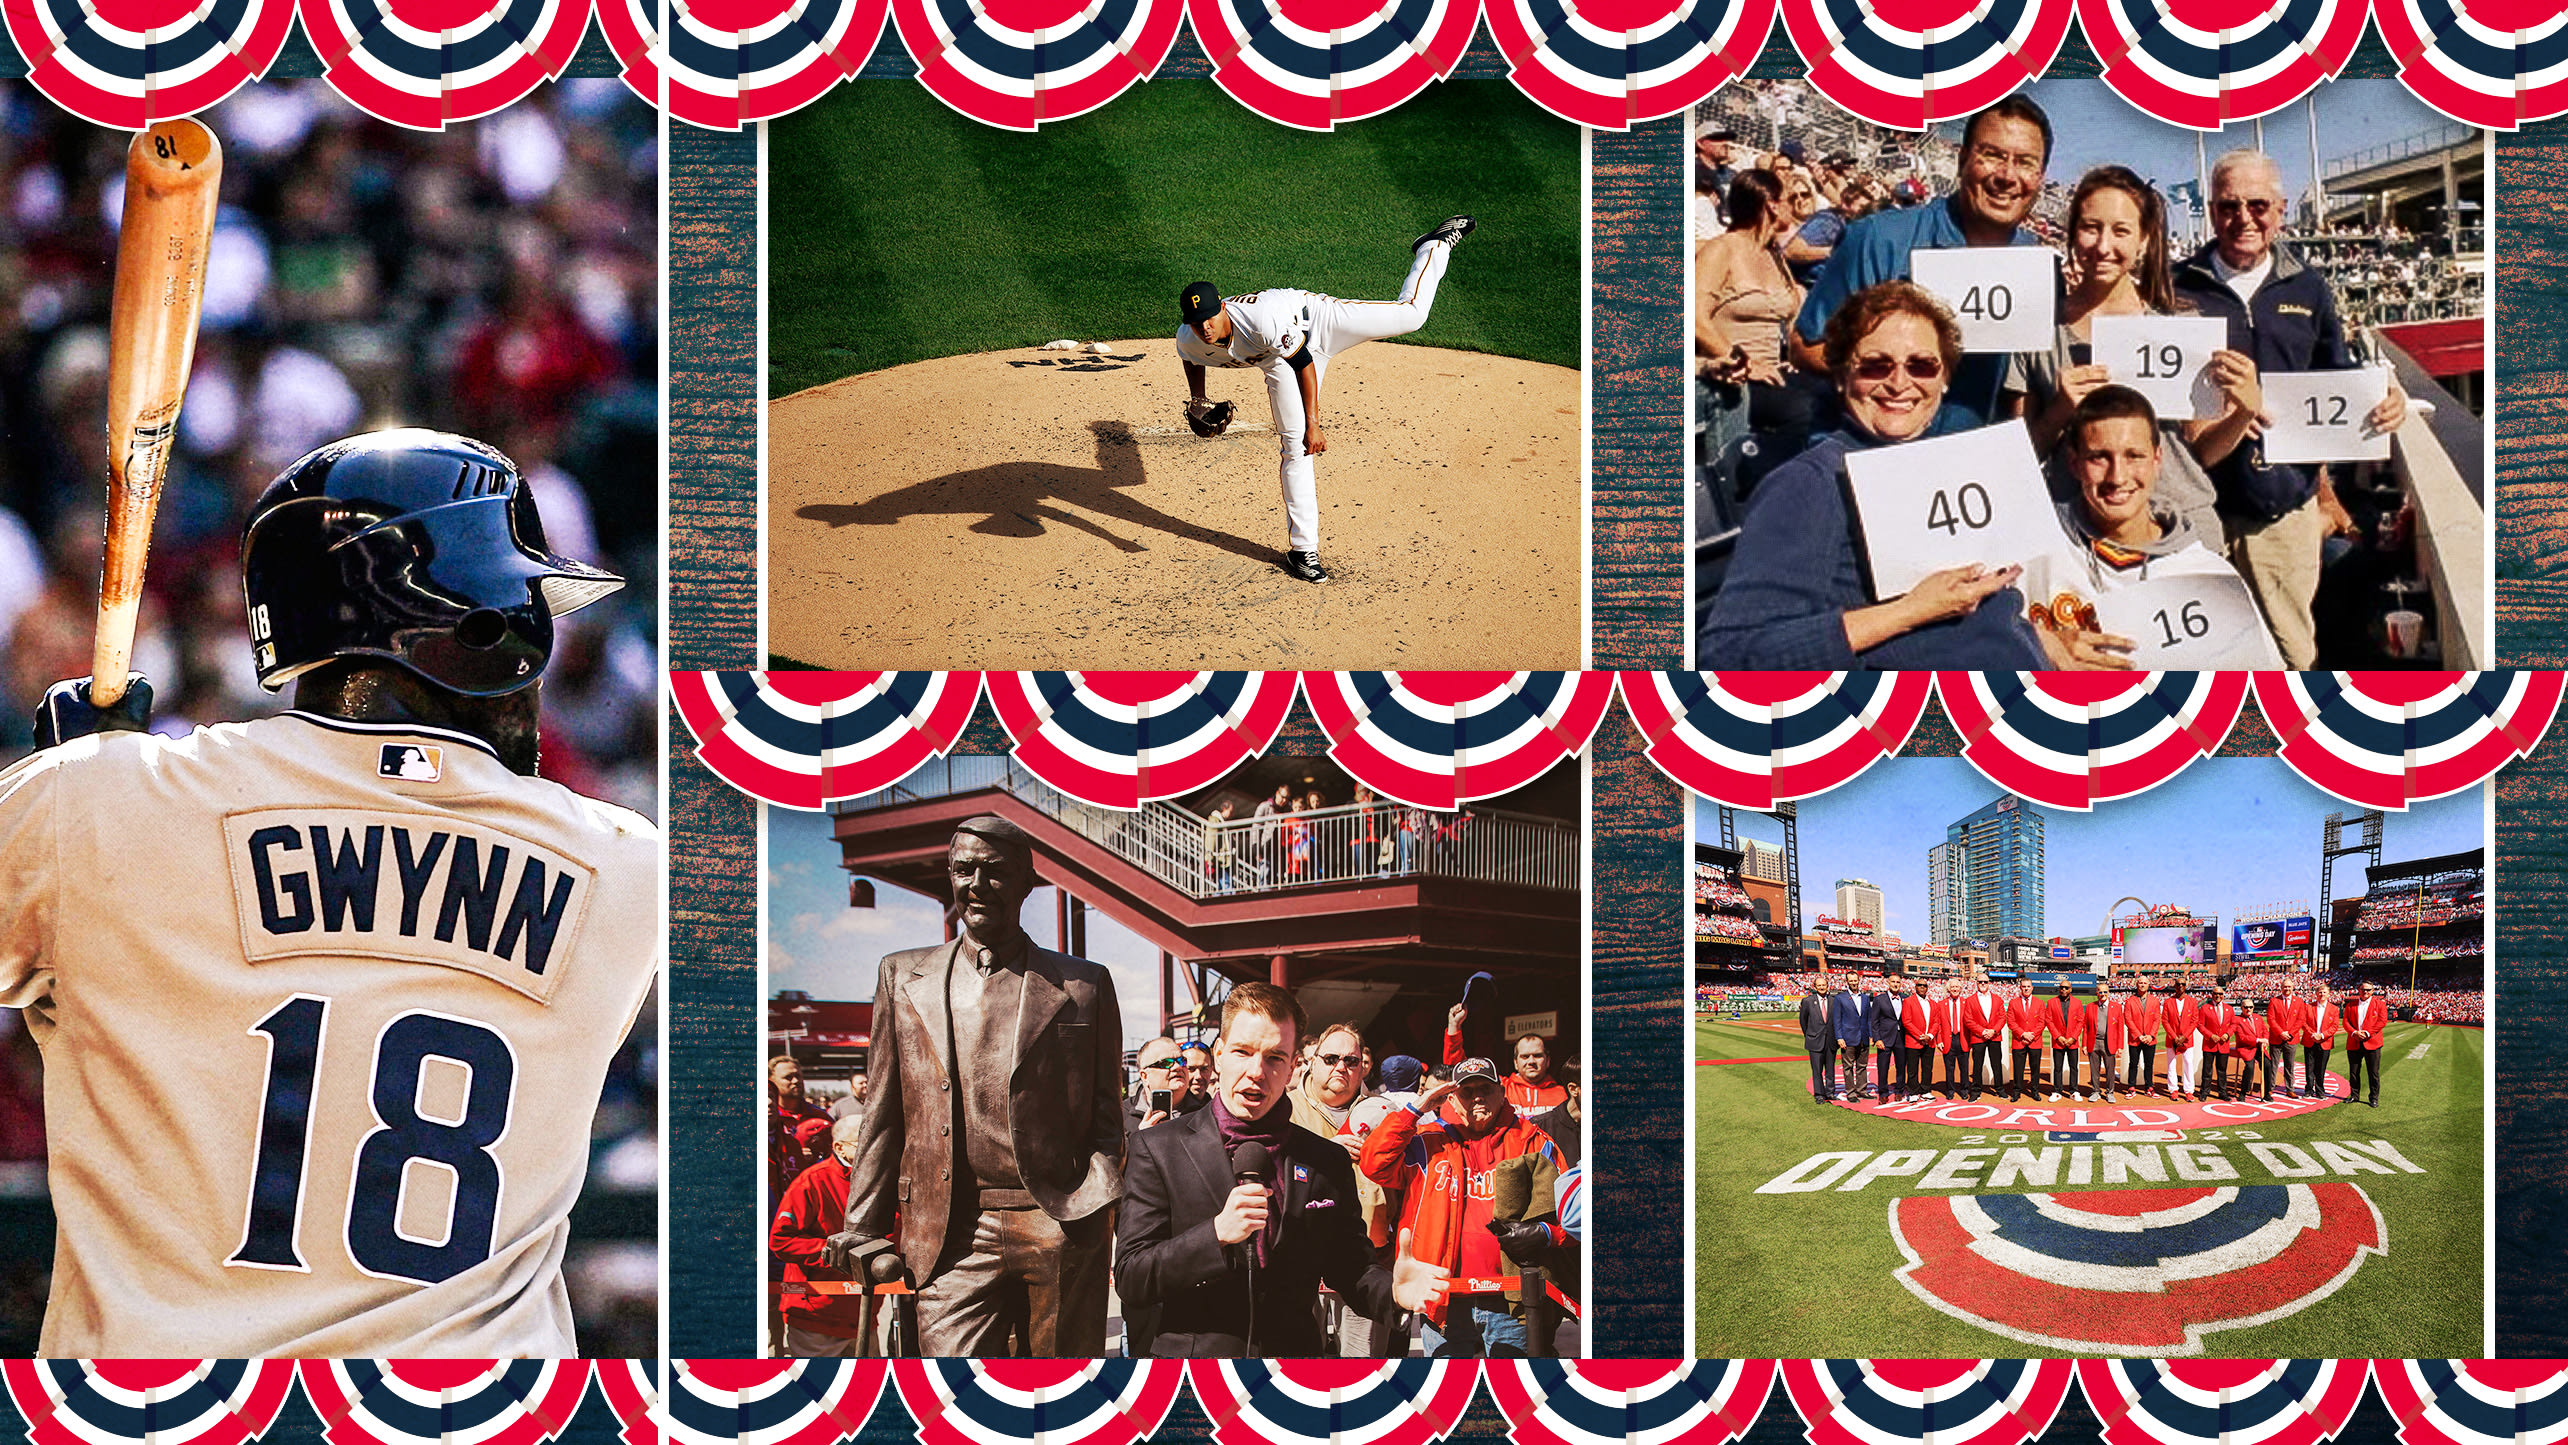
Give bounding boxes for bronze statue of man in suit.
[828,815,1124,1355]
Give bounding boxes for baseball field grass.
[1693,1007,2485,1357]
[766,81,1580,396]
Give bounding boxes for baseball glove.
[1186,399,1235,438]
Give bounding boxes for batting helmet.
[240,428,622,697]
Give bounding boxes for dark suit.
[1799,992,1837,1099]
[846,936,1125,1355]
[1832,990,1872,1099]
[1869,992,1904,1099]
[1116,1101,1400,1356]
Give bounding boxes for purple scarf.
[1210,1092,1293,1263]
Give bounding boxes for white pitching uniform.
[1175,239,1454,553]
[0,713,660,1356]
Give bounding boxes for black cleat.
[1413,215,1475,250]
[1284,550,1331,583]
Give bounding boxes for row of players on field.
[1794,975,2396,1107]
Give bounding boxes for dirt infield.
[766,338,1580,669]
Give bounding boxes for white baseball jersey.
[0,711,660,1357]
[1173,288,1319,374]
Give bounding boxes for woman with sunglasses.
[2003,165,2262,547]
[1700,281,2060,669]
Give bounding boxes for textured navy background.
[662,30,2557,1369]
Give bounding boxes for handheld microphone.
[1232,1140,1272,1187]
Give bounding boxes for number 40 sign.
[1843,419,2068,602]
[1910,248,2056,352]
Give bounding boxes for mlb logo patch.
[379,743,443,781]
[1890,1183,2384,1355]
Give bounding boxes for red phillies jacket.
[1960,992,2004,1045]
[1445,1028,1570,1111]
[1902,995,1933,1050]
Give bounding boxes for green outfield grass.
[766,82,1580,395]
[1694,1014,2484,1357]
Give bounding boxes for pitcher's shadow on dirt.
[793,420,1270,563]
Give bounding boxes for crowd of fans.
[2299,221,2485,329]
[1693,85,2478,672]
[0,80,660,1358]
[2352,888,2484,931]
[768,1004,1585,1358]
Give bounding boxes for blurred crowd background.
[0,80,661,1356]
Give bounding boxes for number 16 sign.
[1910,248,2056,352]
[1842,418,2067,601]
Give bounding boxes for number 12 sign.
[1843,418,2066,602]
[2262,367,2393,463]
[1910,248,2056,352]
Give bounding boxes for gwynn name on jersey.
[223,808,595,1003]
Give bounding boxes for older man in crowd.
[2173,150,2406,668]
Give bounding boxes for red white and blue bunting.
[2077,0,2367,125]
[891,1361,1183,1445]
[672,671,2562,811]
[1777,0,2072,128]
[2373,0,2568,127]
[671,670,982,810]
[1186,0,1473,130]
[1302,670,1618,809]
[1617,670,1930,808]
[2255,670,2564,809]
[1,1361,298,1445]
[1188,1361,1477,1445]
[1938,671,2248,809]
[897,0,1180,130]
[4,0,292,127]
[592,1360,662,1445]
[2373,1362,2568,1445]
[2080,1360,2370,1445]
[299,1362,589,1445]
[1482,0,1775,128]
[297,0,590,128]
[987,671,1298,809]
[664,1361,885,1445]
[1483,1360,1777,1445]
[589,0,664,107]
[1779,1359,2076,1445]
[661,0,890,128]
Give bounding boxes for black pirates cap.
[1179,281,1222,325]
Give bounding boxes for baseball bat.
[91,119,222,708]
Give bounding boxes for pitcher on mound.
[1176,215,1475,583]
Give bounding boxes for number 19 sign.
[2092,314,2229,421]
[1842,418,2067,601]
[1910,248,2056,352]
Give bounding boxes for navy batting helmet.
[240,429,622,697]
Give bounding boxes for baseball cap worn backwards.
[1180,281,1221,325]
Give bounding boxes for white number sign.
[1910,248,2056,353]
[2089,568,2284,669]
[1842,419,2071,602]
[2092,314,2229,421]
[2261,367,2394,464]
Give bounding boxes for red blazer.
[2309,1001,2343,1046]
[2200,1002,2238,1050]
[1931,997,1963,1048]
[2103,998,2130,1051]
[1961,993,2004,1045]
[2232,1016,2265,1057]
[2347,998,2388,1048]
[2165,997,2200,1045]
[2267,995,2307,1041]
[2051,998,2095,1048]
[2127,995,2164,1042]
[2006,996,2044,1042]
[1902,995,1934,1049]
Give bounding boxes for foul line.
[1697,1056,1807,1066]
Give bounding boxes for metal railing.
[2326,121,2481,179]
[831,759,1581,897]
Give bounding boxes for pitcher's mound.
[767,339,1580,669]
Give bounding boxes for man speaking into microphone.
[1117,983,1449,1356]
